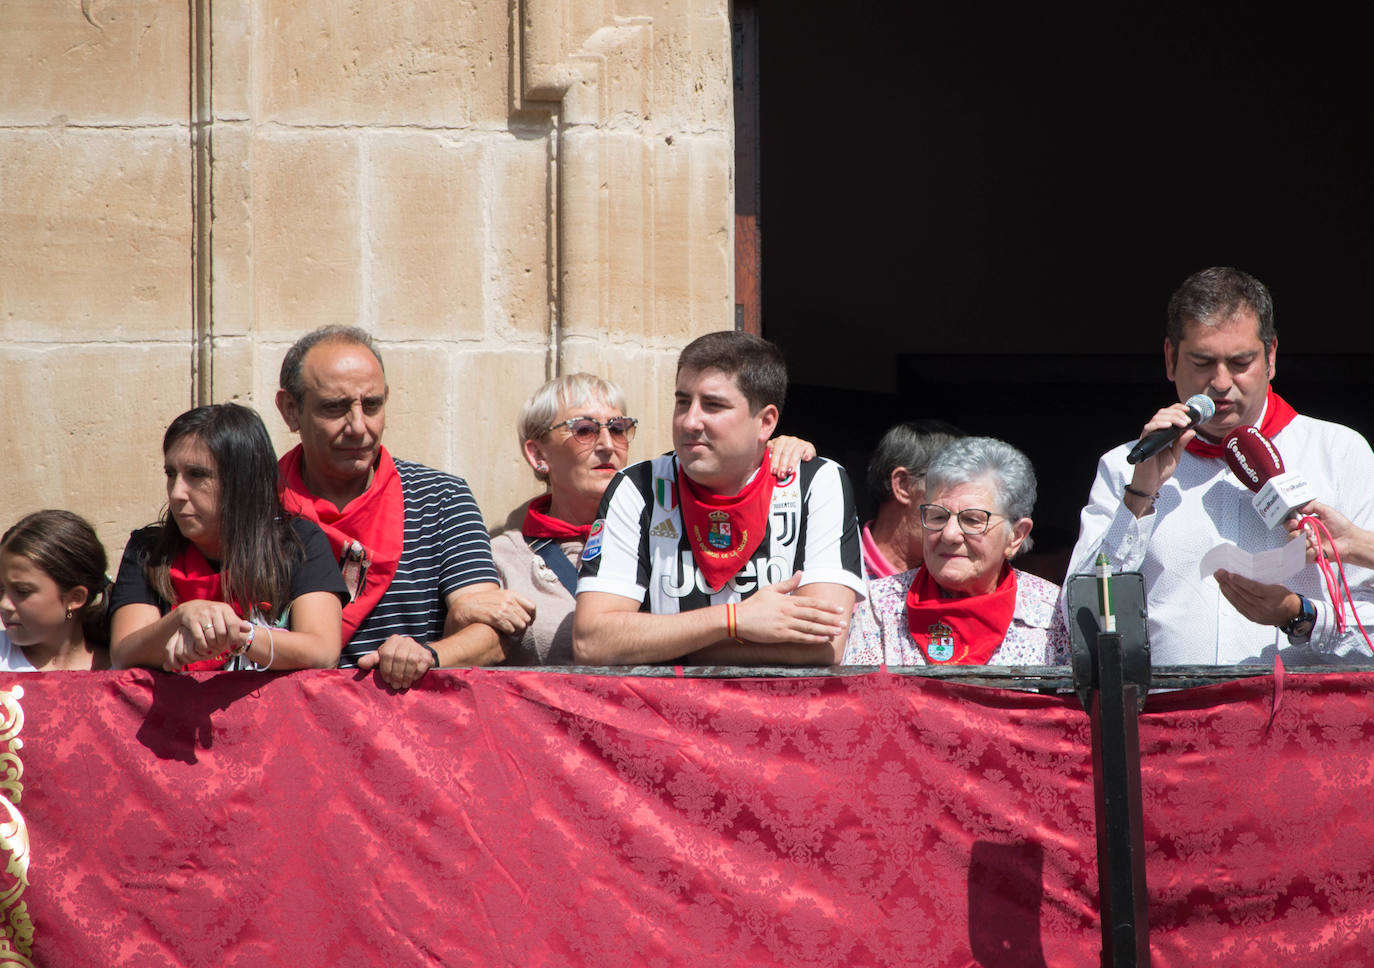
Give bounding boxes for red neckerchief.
[1186,388,1299,459]
[168,543,235,671]
[279,444,404,645]
[522,494,593,541]
[677,451,775,591]
[904,564,1018,665]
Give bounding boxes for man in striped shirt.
[572,331,865,666]
[275,326,504,687]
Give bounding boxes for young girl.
[110,403,347,672]
[0,509,113,671]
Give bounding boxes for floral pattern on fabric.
[844,566,1071,665]
[7,668,1374,966]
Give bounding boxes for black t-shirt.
[110,517,348,616]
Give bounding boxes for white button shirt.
[1065,411,1374,665]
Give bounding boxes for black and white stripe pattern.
[577,454,865,613]
[342,459,498,665]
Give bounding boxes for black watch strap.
[1280,595,1316,638]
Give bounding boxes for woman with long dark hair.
[110,403,347,671]
[0,509,112,671]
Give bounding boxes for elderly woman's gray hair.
[924,437,1037,553]
[518,373,628,481]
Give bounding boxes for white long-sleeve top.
[1064,412,1374,665]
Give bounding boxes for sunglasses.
[547,416,638,444]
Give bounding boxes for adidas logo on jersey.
[650,518,679,539]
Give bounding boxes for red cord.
[1300,515,1374,651]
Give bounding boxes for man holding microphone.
[1065,266,1374,664]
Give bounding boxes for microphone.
[1126,394,1216,465]
[1222,426,1316,527]
[1222,426,1281,494]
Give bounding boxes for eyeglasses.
[546,416,638,444]
[919,504,1004,535]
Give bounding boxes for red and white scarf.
[1185,388,1298,459]
[677,451,775,591]
[904,564,1018,665]
[279,444,404,645]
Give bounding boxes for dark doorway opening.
[741,3,1374,581]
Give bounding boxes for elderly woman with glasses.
[844,436,1069,666]
[481,373,815,664]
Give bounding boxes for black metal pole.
[1089,631,1150,967]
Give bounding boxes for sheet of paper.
[1199,535,1308,583]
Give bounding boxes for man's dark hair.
[279,326,385,405]
[1166,266,1276,354]
[676,331,787,414]
[865,419,965,507]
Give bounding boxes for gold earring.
[65,607,73,620]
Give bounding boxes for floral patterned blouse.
[843,566,1071,666]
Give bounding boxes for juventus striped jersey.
[577,454,866,613]
[342,459,499,665]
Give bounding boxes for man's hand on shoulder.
[357,635,436,690]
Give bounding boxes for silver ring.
[202,623,214,631]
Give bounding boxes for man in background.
[861,419,964,579]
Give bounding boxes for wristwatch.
[1280,595,1316,639]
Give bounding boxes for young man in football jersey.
[572,331,866,665]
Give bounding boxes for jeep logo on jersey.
[660,551,789,597]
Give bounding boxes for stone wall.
[0,0,734,560]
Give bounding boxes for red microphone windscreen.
[1222,426,1285,493]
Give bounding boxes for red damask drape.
[1,668,1372,966]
